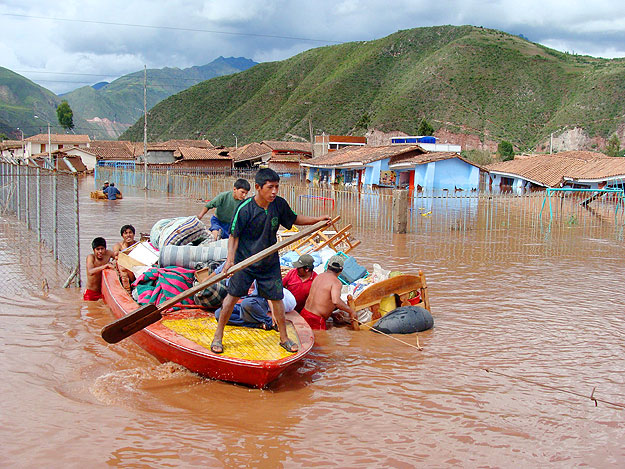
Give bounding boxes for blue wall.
[412,158,478,190]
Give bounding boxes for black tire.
[372,306,434,334]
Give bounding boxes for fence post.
[36,167,41,242]
[74,171,81,287]
[392,189,409,233]
[17,164,22,220]
[53,170,58,260]
[25,166,30,229]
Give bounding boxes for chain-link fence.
[0,162,80,294]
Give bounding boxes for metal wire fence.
[95,167,625,239]
[0,162,81,295]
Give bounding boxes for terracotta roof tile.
[486,151,625,187]
[262,140,312,153]
[25,134,91,144]
[230,142,272,162]
[81,140,136,160]
[304,144,426,167]
[389,151,480,168]
[178,147,232,160]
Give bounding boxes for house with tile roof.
[172,146,232,170]
[27,149,87,172]
[302,145,427,187]
[486,151,625,191]
[24,134,90,158]
[301,144,480,190]
[65,140,137,170]
[231,141,312,174]
[389,151,483,191]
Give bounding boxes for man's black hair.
[110,182,115,186]
[255,168,280,188]
[92,237,107,250]
[328,264,343,273]
[234,178,251,191]
[120,224,135,236]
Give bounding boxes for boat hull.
[101,269,314,388]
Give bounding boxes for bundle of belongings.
[279,245,420,325]
[119,217,296,329]
[120,216,419,330]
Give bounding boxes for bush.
[417,119,434,136]
[605,134,621,157]
[498,140,514,161]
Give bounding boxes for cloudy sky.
[2,0,625,94]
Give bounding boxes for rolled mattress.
[159,240,228,269]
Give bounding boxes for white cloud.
[1,0,625,94]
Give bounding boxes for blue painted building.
[301,144,483,191]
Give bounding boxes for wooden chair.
[346,271,430,330]
[290,216,361,255]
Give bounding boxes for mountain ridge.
[120,25,625,152]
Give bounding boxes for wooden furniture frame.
[290,216,361,255]
[346,271,430,330]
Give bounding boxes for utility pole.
[17,128,24,162]
[550,132,553,154]
[143,65,148,190]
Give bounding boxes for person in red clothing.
[282,253,317,312]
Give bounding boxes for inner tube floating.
[372,306,433,334]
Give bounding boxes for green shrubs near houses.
[498,140,514,161]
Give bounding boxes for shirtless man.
[300,254,357,330]
[84,237,115,301]
[113,224,137,292]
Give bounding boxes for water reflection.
[0,175,624,466]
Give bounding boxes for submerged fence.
[0,162,81,293]
[96,167,625,238]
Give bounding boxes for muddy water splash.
[1,177,624,467]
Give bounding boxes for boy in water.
[113,224,137,292]
[210,168,330,354]
[197,178,250,241]
[84,237,115,301]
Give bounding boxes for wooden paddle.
[101,218,333,344]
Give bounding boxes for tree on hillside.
[605,134,621,157]
[417,119,434,136]
[355,112,371,130]
[56,101,74,131]
[498,140,514,161]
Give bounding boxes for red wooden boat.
[101,269,315,388]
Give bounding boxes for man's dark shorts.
[227,264,284,301]
[209,215,231,238]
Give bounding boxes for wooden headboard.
[346,271,430,330]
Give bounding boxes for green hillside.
[63,57,257,125]
[121,26,625,150]
[0,67,103,139]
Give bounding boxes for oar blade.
[101,303,161,344]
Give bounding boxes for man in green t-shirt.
[197,178,250,240]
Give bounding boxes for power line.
[2,13,343,44]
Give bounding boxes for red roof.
[25,134,91,144]
[178,147,231,160]
[486,151,625,187]
[304,144,426,167]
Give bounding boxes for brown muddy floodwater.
[1,176,624,467]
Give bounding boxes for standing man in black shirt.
[211,168,330,354]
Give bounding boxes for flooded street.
[1,176,624,467]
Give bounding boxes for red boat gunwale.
[101,269,315,388]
